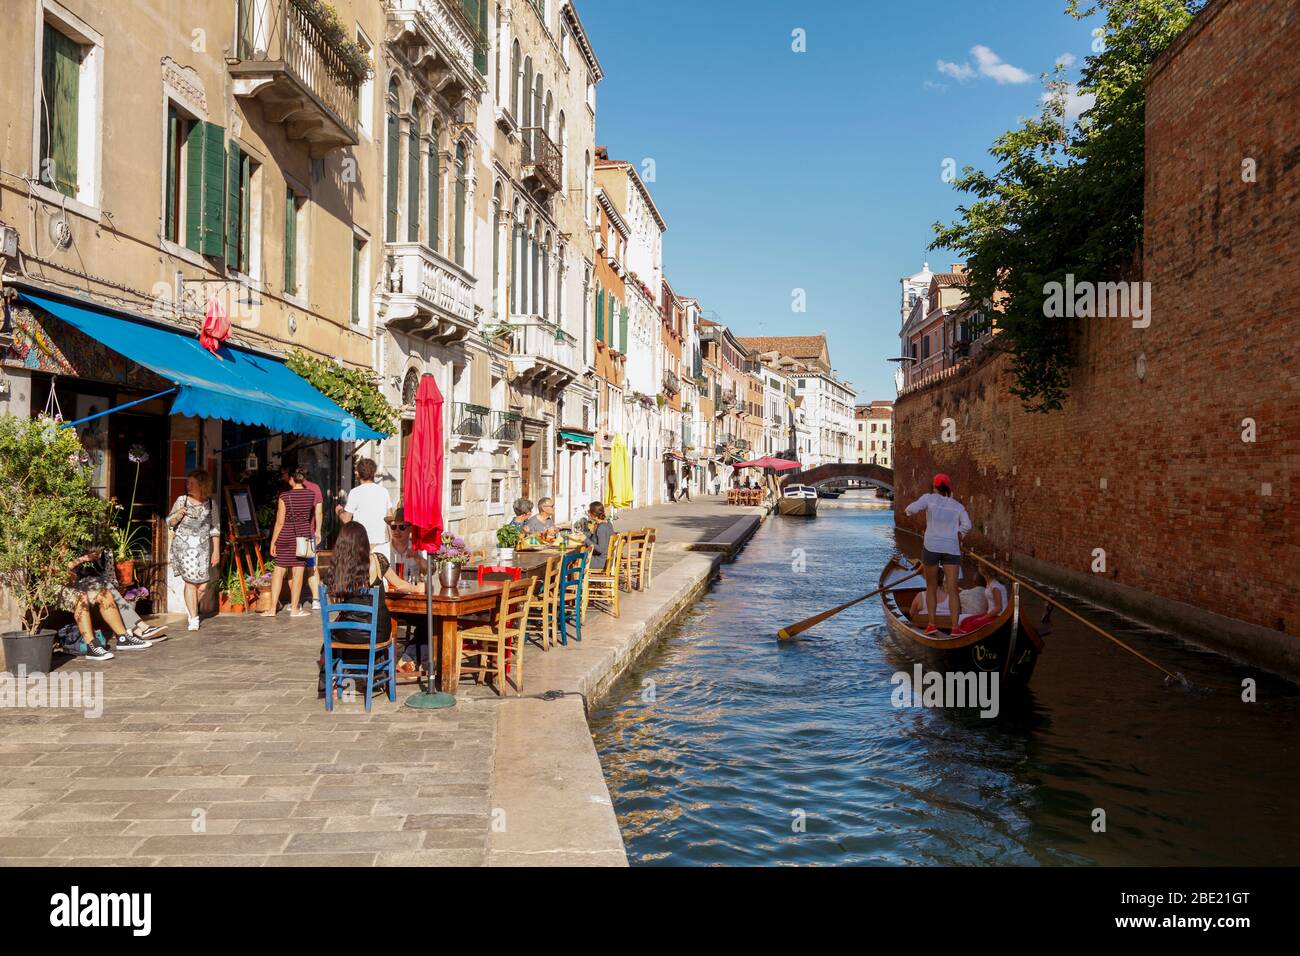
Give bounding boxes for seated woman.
[320,523,422,690]
[907,570,988,633]
[583,501,613,570]
[61,547,154,657]
[386,505,430,584]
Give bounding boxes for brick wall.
[895,0,1299,641]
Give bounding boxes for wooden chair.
[584,532,626,618]
[525,556,561,651]
[620,530,646,591]
[556,548,590,645]
[458,578,534,696]
[637,528,656,590]
[319,585,394,713]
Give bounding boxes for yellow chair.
[583,532,626,618]
[638,528,657,589]
[620,530,646,591]
[525,556,561,651]
[458,578,534,696]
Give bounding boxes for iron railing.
[453,402,489,438]
[521,126,562,191]
[492,409,521,442]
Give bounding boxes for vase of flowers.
[110,445,152,585]
[433,533,472,587]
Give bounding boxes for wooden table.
[384,552,552,694]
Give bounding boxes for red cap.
[933,473,951,490]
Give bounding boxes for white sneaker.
[187,616,200,631]
[311,600,321,611]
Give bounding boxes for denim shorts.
[921,547,961,567]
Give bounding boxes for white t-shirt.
[985,580,1009,614]
[905,493,972,556]
[344,483,392,549]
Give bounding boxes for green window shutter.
[239,154,251,272]
[595,282,604,341]
[474,0,488,75]
[188,122,226,258]
[351,238,361,325]
[454,145,466,265]
[619,307,629,354]
[427,145,439,250]
[407,125,420,242]
[165,107,180,242]
[225,143,241,267]
[283,188,297,294]
[41,25,81,197]
[385,111,400,242]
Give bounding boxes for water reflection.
[590,502,1300,866]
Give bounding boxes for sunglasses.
[392,523,409,531]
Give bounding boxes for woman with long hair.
[264,468,315,617]
[903,472,971,634]
[166,469,220,631]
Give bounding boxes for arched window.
[511,41,521,118]
[511,199,522,315]
[544,90,553,139]
[541,231,551,321]
[454,140,467,266]
[407,103,422,243]
[533,77,544,136]
[584,149,592,222]
[427,121,440,252]
[385,79,400,242]
[522,56,533,127]
[492,182,502,317]
[402,368,420,406]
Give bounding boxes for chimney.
[951,263,966,274]
[595,146,609,161]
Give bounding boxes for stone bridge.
[780,462,894,495]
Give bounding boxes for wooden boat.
[877,557,1044,687]
[777,483,818,517]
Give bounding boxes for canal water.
[590,499,1300,866]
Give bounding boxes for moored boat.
[778,483,818,517]
[877,557,1043,688]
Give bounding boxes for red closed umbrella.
[402,374,455,710]
[403,375,444,552]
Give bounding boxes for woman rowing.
[904,472,971,634]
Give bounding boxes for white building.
[855,400,893,467]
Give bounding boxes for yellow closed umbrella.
[606,434,633,508]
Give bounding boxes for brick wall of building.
[895,0,1299,643]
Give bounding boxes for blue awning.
[20,291,385,441]
[558,429,594,445]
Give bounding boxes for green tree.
[931,0,1204,412]
[285,350,398,436]
[0,415,114,634]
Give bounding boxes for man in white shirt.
[335,457,393,560]
[904,473,972,633]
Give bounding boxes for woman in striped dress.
[263,469,316,617]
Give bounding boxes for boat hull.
[778,497,818,517]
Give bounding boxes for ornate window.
[385,79,400,242]
[402,368,420,406]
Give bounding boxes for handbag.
[296,536,316,558]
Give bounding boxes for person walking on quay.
[336,457,392,560]
[166,469,220,632]
[666,467,678,503]
[289,466,325,610]
[265,468,316,618]
[903,472,971,634]
[677,466,692,502]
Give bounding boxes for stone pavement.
[0,497,765,867]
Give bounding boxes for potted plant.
[218,564,246,613]
[495,522,522,561]
[109,444,151,585]
[432,533,473,587]
[0,415,113,674]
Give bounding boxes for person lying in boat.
[904,473,971,634]
[908,572,988,633]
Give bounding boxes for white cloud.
[1043,84,1097,123]
[923,79,949,93]
[971,45,1032,84]
[1056,52,1077,68]
[937,59,974,82]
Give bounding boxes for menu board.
[225,485,260,540]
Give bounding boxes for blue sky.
[578,0,1101,402]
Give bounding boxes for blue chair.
[319,585,394,712]
[555,548,590,646]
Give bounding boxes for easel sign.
[223,484,265,609]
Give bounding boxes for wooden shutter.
[470,350,491,407]
[427,144,439,250]
[351,237,361,325]
[594,282,604,341]
[454,145,466,265]
[283,187,297,294]
[239,154,252,272]
[386,110,400,242]
[619,307,629,354]
[41,25,81,197]
[226,144,242,267]
[165,108,180,242]
[407,123,420,242]
[186,122,226,258]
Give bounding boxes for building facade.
[855,400,893,467]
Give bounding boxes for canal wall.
[486,506,766,866]
[895,0,1299,679]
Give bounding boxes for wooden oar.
[778,566,921,640]
[962,549,1188,686]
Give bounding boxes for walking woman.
[167,469,220,632]
[264,468,316,618]
[904,472,971,634]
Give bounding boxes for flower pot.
[2,630,55,675]
[115,560,136,587]
[252,590,272,613]
[438,564,462,588]
[496,548,514,562]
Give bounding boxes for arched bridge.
[781,462,894,495]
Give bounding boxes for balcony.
[491,410,521,443]
[662,369,680,394]
[452,402,489,448]
[509,319,579,393]
[388,0,488,105]
[383,242,477,343]
[230,0,361,156]
[521,127,562,194]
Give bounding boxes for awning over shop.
[21,291,385,441]
[558,429,594,445]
